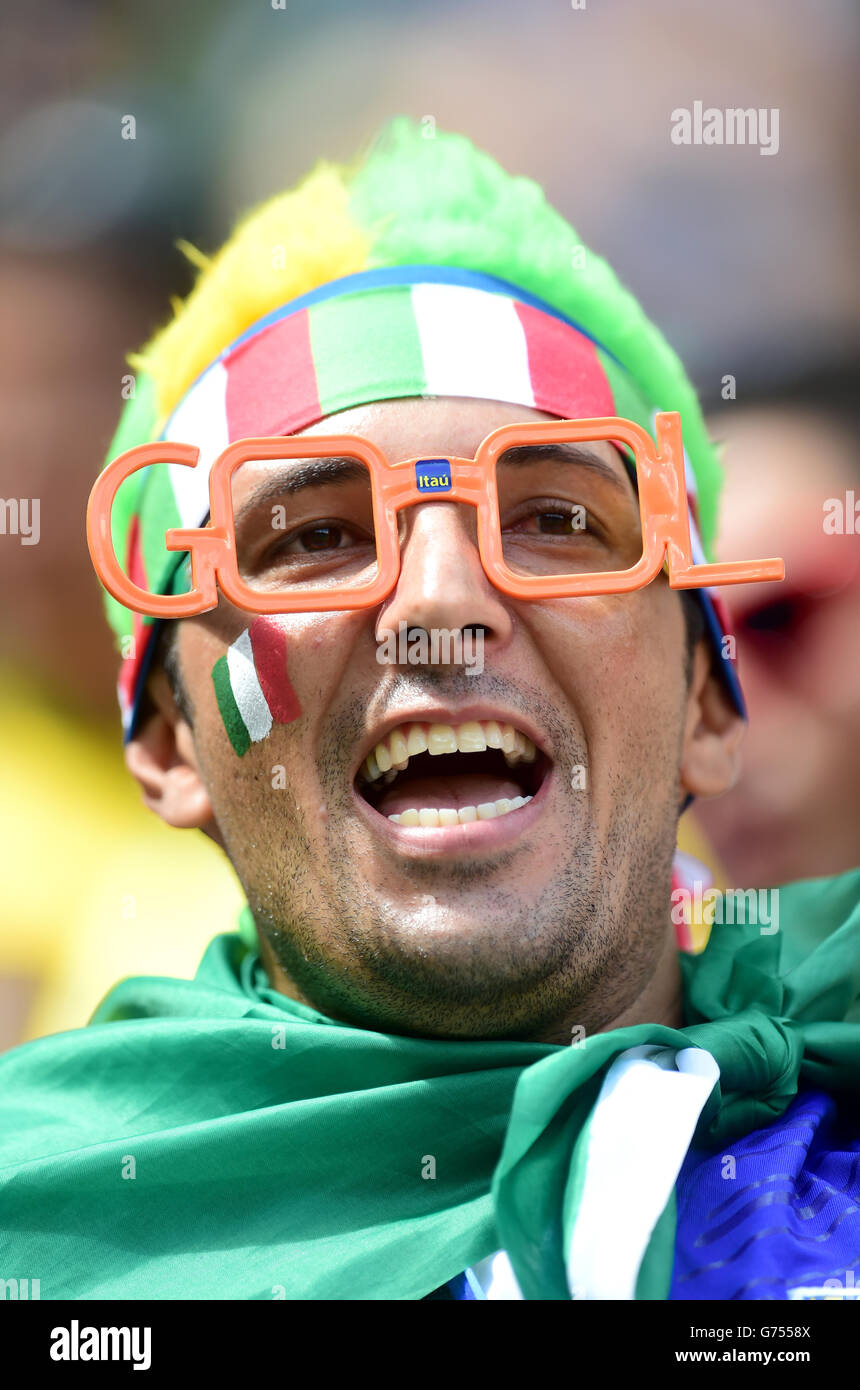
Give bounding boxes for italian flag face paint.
[211,618,301,756]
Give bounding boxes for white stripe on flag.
[412,283,535,408]
[118,679,133,737]
[468,1251,523,1300]
[163,361,230,528]
[227,629,272,744]
[566,1045,719,1300]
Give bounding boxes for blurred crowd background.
[1,0,858,1049]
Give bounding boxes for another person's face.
[696,407,860,885]
[141,397,718,1041]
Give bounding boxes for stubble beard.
[218,671,682,1043]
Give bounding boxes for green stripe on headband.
[596,350,654,436]
[310,285,427,416]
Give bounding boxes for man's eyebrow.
[233,456,369,524]
[498,443,637,497]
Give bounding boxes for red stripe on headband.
[515,301,615,417]
[224,308,320,440]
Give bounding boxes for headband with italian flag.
[108,265,742,736]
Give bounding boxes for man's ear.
[125,667,216,831]
[680,641,746,799]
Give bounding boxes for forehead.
[295,395,622,471]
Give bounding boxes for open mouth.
[355,719,551,826]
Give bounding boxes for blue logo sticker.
[415,459,452,494]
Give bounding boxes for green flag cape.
[1,870,858,1300]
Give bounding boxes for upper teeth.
[360,720,538,784]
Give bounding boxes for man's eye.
[296,524,348,552]
[507,504,591,536]
[535,510,582,535]
[269,521,366,557]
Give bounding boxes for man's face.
[150,397,703,1042]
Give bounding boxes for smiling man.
[1,121,858,1304]
[136,393,713,1048]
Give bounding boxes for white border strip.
[163,360,229,528]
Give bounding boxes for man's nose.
[376,501,513,648]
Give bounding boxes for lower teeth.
[388,796,532,826]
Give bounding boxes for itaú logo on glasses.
[415,460,452,493]
[86,415,786,620]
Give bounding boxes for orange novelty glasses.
[87,413,784,617]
